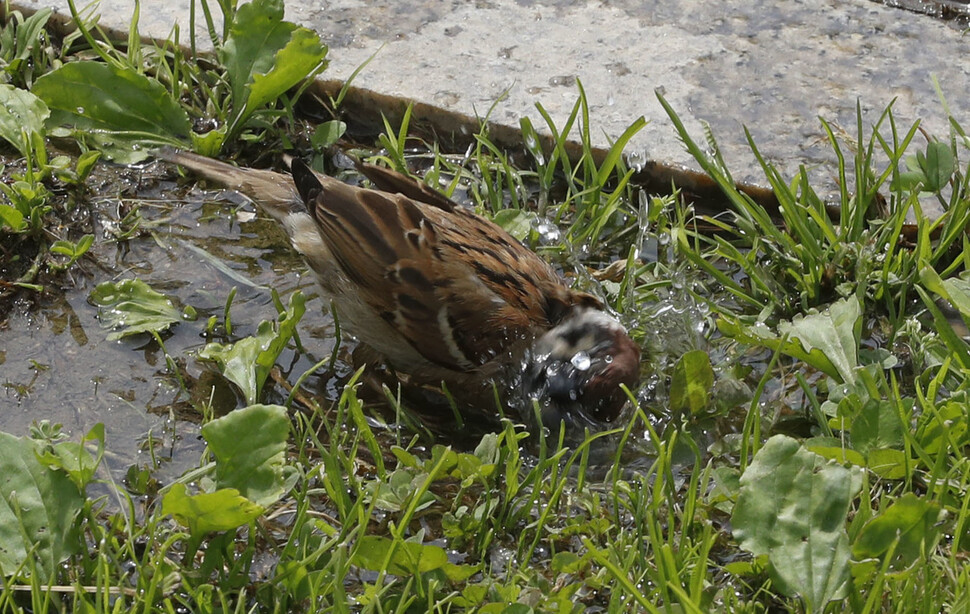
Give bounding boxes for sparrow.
[157,148,640,429]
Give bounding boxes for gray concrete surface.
[13,0,970,197]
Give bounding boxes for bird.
[156,148,640,431]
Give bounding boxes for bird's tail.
[155,147,301,221]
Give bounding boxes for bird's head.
[518,308,640,432]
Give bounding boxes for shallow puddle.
[1,161,341,483]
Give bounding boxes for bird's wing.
[356,162,460,213]
[292,159,596,371]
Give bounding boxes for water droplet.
[536,220,560,243]
[571,351,591,371]
[626,149,646,172]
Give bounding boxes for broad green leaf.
[430,445,460,474]
[89,279,192,340]
[36,424,105,490]
[865,448,909,480]
[474,432,501,465]
[74,150,102,182]
[311,120,346,149]
[190,127,228,157]
[0,203,26,231]
[889,170,925,192]
[199,291,305,404]
[220,0,296,107]
[669,349,714,414]
[453,583,490,608]
[779,297,860,385]
[363,468,435,513]
[706,466,741,514]
[353,535,449,576]
[0,431,84,581]
[732,435,862,612]
[920,267,970,319]
[441,560,480,583]
[491,209,537,241]
[162,483,263,535]
[390,445,421,469]
[720,298,861,384]
[850,398,903,454]
[201,404,293,506]
[717,318,836,382]
[852,493,943,570]
[0,84,49,156]
[551,551,587,574]
[32,61,191,161]
[199,325,271,404]
[917,141,955,193]
[806,445,866,468]
[895,142,954,193]
[245,27,327,114]
[940,278,970,317]
[455,451,495,483]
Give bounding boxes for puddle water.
[1,161,340,483]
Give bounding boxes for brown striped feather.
[297,163,599,372]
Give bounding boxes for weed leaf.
[919,266,970,318]
[199,291,306,404]
[246,27,326,113]
[363,468,436,513]
[90,279,193,340]
[669,349,714,414]
[779,297,860,385]
[491,209,537,241]
[0,431,84,581]
[733,435,862,612]
[850,398,904,455]
[353,535,477,582]
[202,404,294,507]
[354,535,447,574]
[35,424,105,491]
[852,493,944,570]
[0,84,49,156]
[0,203,25,231]
[721,297,861,384]
[221,0,295,107]
[916,142,955,193]
[865,448,909,480]
[162,483,263,535]
[311,120,346,149]
[33,61,191,160]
